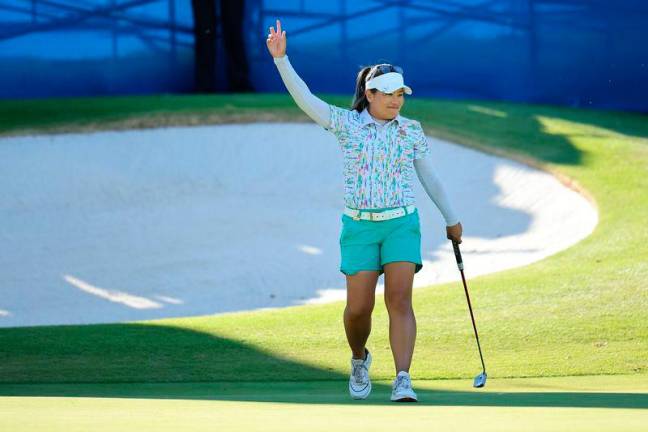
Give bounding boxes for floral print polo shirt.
[325,106,432,210]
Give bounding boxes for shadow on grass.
[0,323,646,409]
[1,380,647,409]
[407,98,647,168]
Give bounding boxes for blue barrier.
[1,0,646,112]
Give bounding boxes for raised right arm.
[267,19,331,129]
[273,55,331,128]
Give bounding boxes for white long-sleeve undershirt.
[273,55,460,226]
[414,158,460,226]
[273,55,330,128]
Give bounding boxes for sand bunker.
[0,123,597,327]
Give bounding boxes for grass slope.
[0,94,646,384]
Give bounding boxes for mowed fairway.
[0,95,646,431]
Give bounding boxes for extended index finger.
[276,19,282,35]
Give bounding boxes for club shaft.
[459,268,486,373]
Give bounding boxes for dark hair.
[350,63,402,112]
[351,66,376,113]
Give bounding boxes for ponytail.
[351,66,375,112]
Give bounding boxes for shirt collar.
[360,108,402,128]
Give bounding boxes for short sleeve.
[325,104,353,135]
[411,121,432,160]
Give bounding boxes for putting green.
[1,375,646,431]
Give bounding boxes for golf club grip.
[452,240,464,270]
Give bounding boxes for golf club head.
[473,372,487,388]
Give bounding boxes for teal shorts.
[339,206,423,276]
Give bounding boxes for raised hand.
[266,19,286,58]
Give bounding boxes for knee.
[345,301,374,320]
[385,293,413,316]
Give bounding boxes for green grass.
[1,376,647,431]
[0,94,646,387]
[0,93,305,135]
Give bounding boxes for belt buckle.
[352,211,361,221]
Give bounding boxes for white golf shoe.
[391,371,418,402]
[348,348,372,399]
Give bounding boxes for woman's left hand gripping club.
[447,222,463,244]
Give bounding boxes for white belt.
[344,205,416,221]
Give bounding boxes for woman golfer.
[267,19,462,402]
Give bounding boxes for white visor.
[365,72,412,95]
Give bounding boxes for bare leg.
[344,270,379,359]
[383,261,416,373]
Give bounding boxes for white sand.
[0,123,597,327]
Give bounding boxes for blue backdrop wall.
[1,0,646,112]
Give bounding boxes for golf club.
[451,240,487,388]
